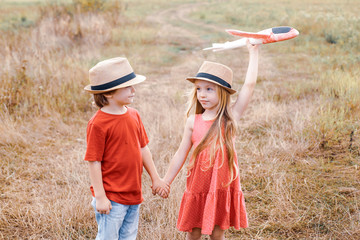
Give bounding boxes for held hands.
[151,178,170,199]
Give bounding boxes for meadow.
[0,0,359,239]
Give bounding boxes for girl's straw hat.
[186,61,236,94]
[84,57,146,94]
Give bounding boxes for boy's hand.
[151,178,170,198]
[95,196,112,214]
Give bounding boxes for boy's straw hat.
[84,57,146,94]
[186,61,236,94]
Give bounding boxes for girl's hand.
[95,196,112,214]
[246,39,259,55]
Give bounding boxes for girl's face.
[195,80,219,111]
[108,85,136,106]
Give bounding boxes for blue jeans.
[91,198,140,240]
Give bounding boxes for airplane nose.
[293,28,299,36]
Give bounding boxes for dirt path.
[146,1,312,89]
[145,1,281,85]
[146,2,213,46]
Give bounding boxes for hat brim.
[186,77,236,95]
[84,75,146,94]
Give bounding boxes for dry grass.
[0,0,359,239]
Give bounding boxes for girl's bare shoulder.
[185,114,196,131]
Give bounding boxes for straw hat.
[186,61,236,94]
[84,57,146,94]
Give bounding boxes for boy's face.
[107,85,136,106]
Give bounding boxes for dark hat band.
[196,72,232,89]
[91,72,136,91]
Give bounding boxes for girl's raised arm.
[232,41,259,121]
[163,115,194,186]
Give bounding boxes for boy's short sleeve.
[84,123,105,161]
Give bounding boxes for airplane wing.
[226,29,270,39]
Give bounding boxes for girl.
[159,41,259,240]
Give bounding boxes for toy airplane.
[203,26,299,51]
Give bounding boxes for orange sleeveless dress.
[177,114,248,235]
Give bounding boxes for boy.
[84,57,169,240]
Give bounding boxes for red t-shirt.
[84,107,149,205]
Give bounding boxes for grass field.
[0,0,359,239]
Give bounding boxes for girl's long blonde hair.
[186,84,239,186]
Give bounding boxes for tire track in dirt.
[146,1,309,87]
[145,1,279,82]
[146,2,210,47]
[145,2,238,85]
